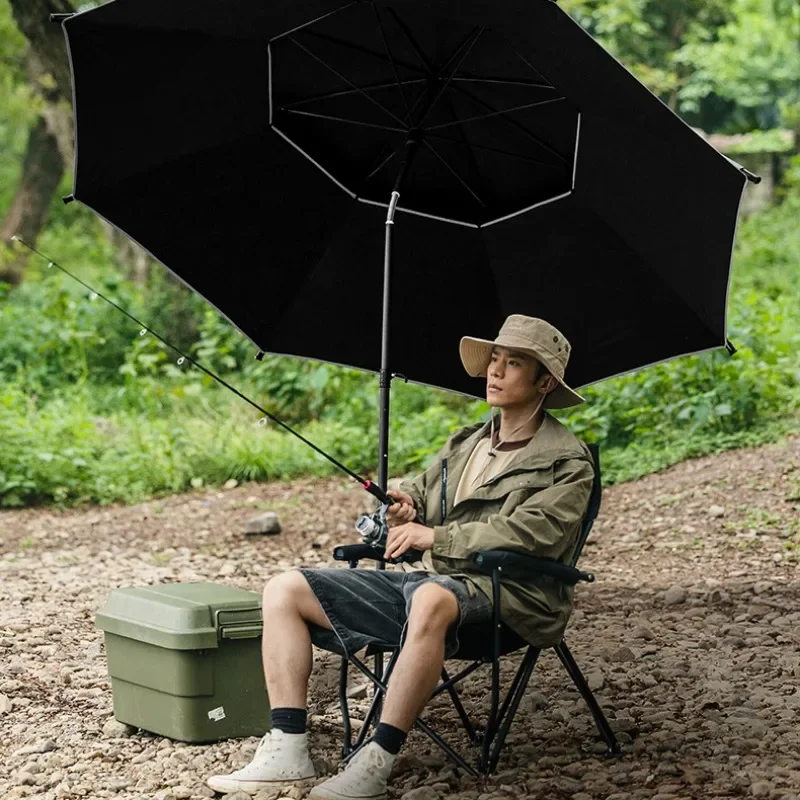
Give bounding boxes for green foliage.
[1,163,798,506]
[561,0,799,135]
[1,0,799,507]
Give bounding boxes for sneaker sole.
[207,776,313,795]
[308,786,387,800]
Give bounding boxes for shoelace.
[350,745,388,774]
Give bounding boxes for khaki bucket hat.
[460,314,585,410]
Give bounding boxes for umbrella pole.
[377,138,419,492]
[373,138,418,704]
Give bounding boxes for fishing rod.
[10,235,394,507]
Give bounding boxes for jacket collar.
[444,413,587,510]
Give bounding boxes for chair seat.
[452,622,528,661]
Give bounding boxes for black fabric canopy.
[63,0,749,398]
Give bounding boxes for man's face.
[486,346,544,409]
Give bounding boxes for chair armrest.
[472,550,595,585]
[332,544,388,564]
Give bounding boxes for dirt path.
[1,436,798,800]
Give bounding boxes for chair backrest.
[569,443,602,568]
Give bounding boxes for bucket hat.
[460,315,585,410]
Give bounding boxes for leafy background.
[1,0,799,506]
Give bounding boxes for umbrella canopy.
[62,0,750,398]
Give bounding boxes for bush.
[0,162,798,506]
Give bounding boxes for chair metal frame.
[329,444,620,775]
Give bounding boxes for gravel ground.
[1,435,798,800]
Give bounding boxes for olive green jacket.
[399,413,594,647]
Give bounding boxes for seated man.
[207,314,594,799]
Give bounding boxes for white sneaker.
[309,742,395,800]
[206,729,316,795]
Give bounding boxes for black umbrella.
[58,0,756,489]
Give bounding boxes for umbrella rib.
[287,36,409,128]
[370,0,413,124]
[365,148,399,181]
[281,79,428,110]
[426,131,563,169]
[422,139,487,207]
[507,44,552,85]
[302,30,427,78]
[282,108,406,133]
[452,83,569,165]
[425,97,567,131]
[385,8,435,75]
[453,77,556,90]
[418,28,484,128]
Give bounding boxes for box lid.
[96,582,262,650]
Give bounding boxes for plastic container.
[96,582,270,742]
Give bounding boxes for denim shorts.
[296,567,493,659]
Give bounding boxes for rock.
[0,693,11,715]
[221,792,254,800]
[751,781,772,797]
[223,479,239,490]
[153,792,176,800]
[59,668,72,686]
[663,586,688,606]
[524,692,548,711]
[609,646,636,663]
[632,625,655,641]
[244,512,282,536]
[346,681,369,700]
[587,672,605,691]
[102,718,135,738]
[172,787,192,799]
[709,505,726,518]
[400,788,441,800]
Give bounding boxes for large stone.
[400,788,441,800]
[102,718,136,738]
[663,586,688,606]
[0,693,11,715]
[243,512,282,536]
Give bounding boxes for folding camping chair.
[329,444,620,776]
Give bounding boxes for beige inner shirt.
[399,433,531,573]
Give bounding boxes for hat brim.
[459,336,585,410]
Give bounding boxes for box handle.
[220,624,262,640]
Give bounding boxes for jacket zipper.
[440,458,448,523]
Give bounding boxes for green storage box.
[96,582,270,742]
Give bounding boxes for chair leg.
[339,656,353,758]
[441,667,480,744]
[554,639,621,754]
[487,647,540,774]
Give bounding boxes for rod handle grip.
[364,481,395,505]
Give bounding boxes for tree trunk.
[1,0,74,284]
[0,116,65,285]
[9,0,74,104]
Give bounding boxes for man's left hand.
[385,522,435,560]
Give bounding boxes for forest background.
[0,0,799,508]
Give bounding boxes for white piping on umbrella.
[271,125,357,199]
[356,197,479,229]
[721,173,749,350]
[268,42,273,125]
[269,3,356,43]
[479,190,573,228]
[576,342,733,392]
[572,112,581,190]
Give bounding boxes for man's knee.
[263,569,310,610]
[407,583,459,637]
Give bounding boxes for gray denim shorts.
[296,567,492,659]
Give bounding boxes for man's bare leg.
[379,583,459,732]
[261,570,333,709]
